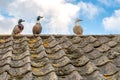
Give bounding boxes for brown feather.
[32,23,42,34]
[12,24,24,35]
[73,23,83,35]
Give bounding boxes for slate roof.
[0,35,120,80]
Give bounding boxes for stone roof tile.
[100,62,118,76]
[86,49,102,60]
[93,56,110,66]
[0,35,119,80]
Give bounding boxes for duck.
[12,19,25,35]
[73,18,83,35]
[32,16,43,35]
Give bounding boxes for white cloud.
[98,0,120,6]
[0,15,16,34]
[0,15,4,20]
[98,0,112,6]
[0,0,100,34]
[103,9,120,31]
[78,2,100,19]
[117,0,120,2]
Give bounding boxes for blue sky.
[0,0,120,35]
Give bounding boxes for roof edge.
[0,34,119,38]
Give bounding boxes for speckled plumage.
[73,18,83,35]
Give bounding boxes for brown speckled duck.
[12,19,25,35]
[73,18,83,35]
[32,16,43,35]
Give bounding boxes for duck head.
[37,16,43,21]
[75,18,83,23]
[18,19,25,24]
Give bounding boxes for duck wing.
[32,23,42,34]
[12,25,21,35]
[73,25,83,35]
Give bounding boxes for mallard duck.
[32,16,43,35]
[12,19,25,35]
[73,18,83,35]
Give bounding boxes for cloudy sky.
[0,0,120,35]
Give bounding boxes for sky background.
[0,0,120,35]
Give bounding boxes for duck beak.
[40,16,43,18]
[79,19,83,21]
[22,20,25,22]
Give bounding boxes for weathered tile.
[52,56,71,67]
[11,56,31,67]
[13,41,28,54]
[0,72,10,80]
[113,36,120,42]
[86,71,106,80]
[60,41,72,49]
[97,44,110,52]
[83,44,94,53]
[59,71,83,80]
[31,57,49,67]
[67,46,84,59]
[68,45,78,51]
[93,56,110,66]
[0,46,12,54]
[33,40,43,48]
[21,72,33,80]
[73,55,89,67]
[8,63,31,76]
[31,51,47,60]
[4,36,13,42]
[86,49,102,60]
[0,57,11,67]
[46,47,60,54]
[93,41,101,48]
[100,62,118,76]
[78,38,90,48]
[0,35,120,80]
[111,71,120,80]
[55,64,76,76]
[13,37,28,44]
[0,51,12,60]
[106,41,117,47]
[0,39,6,44]
[0,40,13,49]
[77,62,98,76]
[112,46,120,53]
[107,50,120,59]
[98,37,110,44]
[38,72,58,80]
[50,45,62,53]
[70,36,82,44]
[57,36,68,44]
[36,45,45,52]
[0,65,10,74]
[67,49,84,59]
[49,40,58,48]
[44,36,55,43]
[87,36,97,43]
[113,56,120,68]
[32,63,54,76]
[48,50,66,60]
[12,50,30,60]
